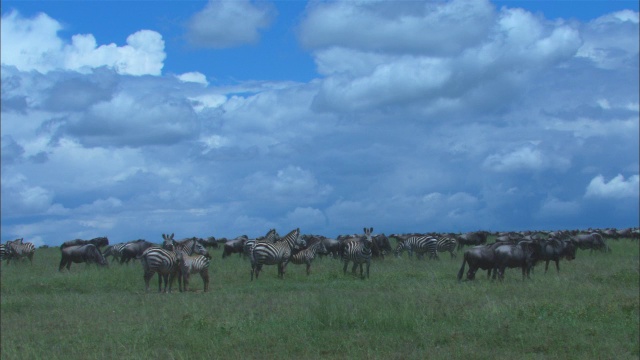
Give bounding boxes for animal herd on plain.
[1,227,638,293]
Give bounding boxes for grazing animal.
[341,227,374,279]
[0,244,6,262]
[456,231,488,251]
[59,244,108,271]
[222,236,247,258]
[572,233,609,253]
[538,238,577,273]
[372,233,393,258]
[457,243,502,281]
[250,228,305,280]
[5,238,36,265]
[290,239,328,275]
[493,241,541,281]
[394,236,438,259]
[138,234,180,293]
[435,236,458,259]
[176,252,211,292]
[120,240,157,264]
[60,237,109,250]
[103,243,128,263]
[244,229,280,259]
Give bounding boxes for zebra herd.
[3,227,634,292]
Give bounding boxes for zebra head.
[363,227,374,248]
[162,233,176,251]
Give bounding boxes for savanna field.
[1,237,639,360]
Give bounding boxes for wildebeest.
[572,233,609,253]
[60,237,109,250]
[493,241,541,281]
[222,236,247,258]
[537,238,577,273]
[120,240,158,264]
[372,233,393,258]
[59,244,108,271]
[457,243,501,281]
[455,231,488,251]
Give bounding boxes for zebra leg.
[351,262,358,274]
[365,260,370,279]
[201,270,209,292]
[143,271,153,292]
[343,260,349,275]
[306,261,311,276]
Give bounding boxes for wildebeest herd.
[1,227,638,293]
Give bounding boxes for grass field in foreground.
[1,239,638,359]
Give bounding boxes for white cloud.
[241,166,333,204]
[483,146,570,172]
[576,10,639,69]
[585,174,640,199]
[186,0,275,48]
[176,72,209,86]
[1,11,166,76]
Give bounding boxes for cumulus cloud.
[483,146,570,172]
[585,174,639,199]
[176,72,209,86]
[301,0,582,113]
[1,11,166,75]
[186,0,275,48]
[241,166,333,204]
[576,10,639,69]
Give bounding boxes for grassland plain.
[1,238,638,360]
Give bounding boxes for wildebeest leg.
[554,259,560,274]
[59,256,67,272]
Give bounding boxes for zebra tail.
[457,255,467,282]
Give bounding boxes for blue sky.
[1,0,638,247]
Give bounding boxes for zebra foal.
[290,239,327,275]
[177,252,211,292]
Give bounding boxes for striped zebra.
[394,236,438,260]
[176,252,211,292]
[341,227,374,279]
[139,233,181,293]
[0,244,6,263]
[244,229,279,259]
[250,228,305,280]
[103,243,128,263]
[435,236,458,259]
[5,238,35,265]
[290,239,328,275]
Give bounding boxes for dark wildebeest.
[537,238,577,273]
[120,240,158,264]
[59,244,108,271]
[372,233,393,259]
[455,231,488,251]
[61,237,109,250]
[321,237,341,258]
[493,241,541,281]
[572,233,609,253]
[222,236,248,258]
[457,243,502,281]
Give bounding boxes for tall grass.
[2,239,638,359]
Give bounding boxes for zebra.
[138,233,181,293]
[341,227,374,279]
[103,243,128,263]
[176,252,211,292]
[0,244,6,262]
[244,229,279,259]
[394,236,438,260]
[250,228,305,280]
[5,238,35,265]
[290,239,328,275]
[435,236,458,259]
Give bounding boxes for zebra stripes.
[177,252,211,292]
[5,238,36,265]
[0,244,6,262]
[103,243,128,263]
[250,228,304,280]
[435,236,457,259]
[394,236,438,260]
[341,227,374,279]
[139,234,180,293]
[290,240,327,275]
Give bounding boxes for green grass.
[2,239,639,359]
